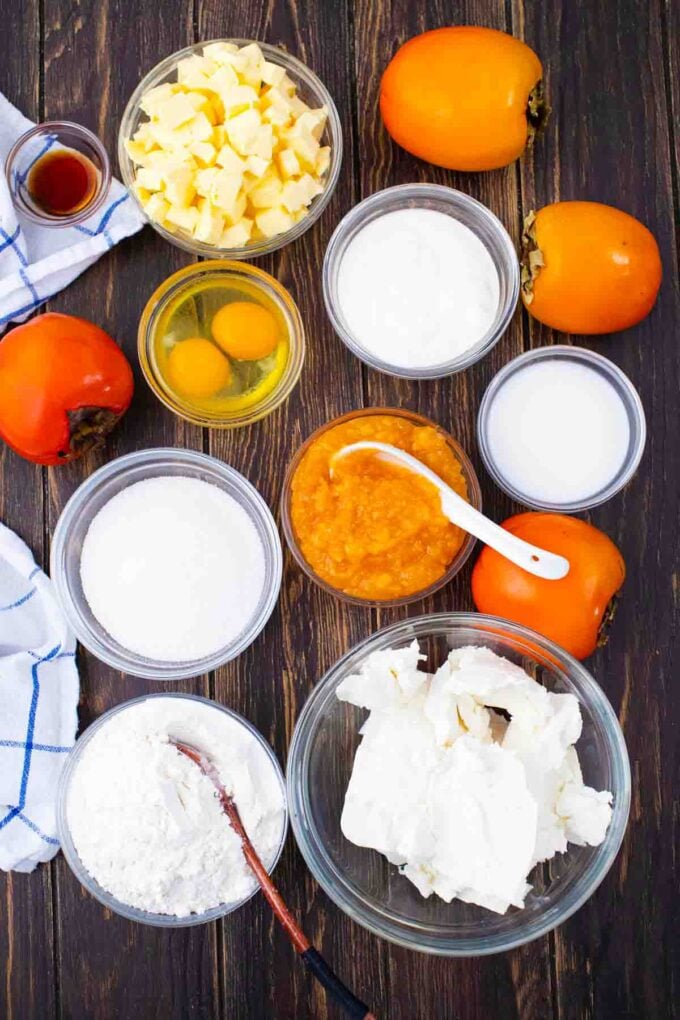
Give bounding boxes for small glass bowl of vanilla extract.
[5,121,111,226]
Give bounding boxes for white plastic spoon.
[330,441,570,581]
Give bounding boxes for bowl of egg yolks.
[138,261,305,428]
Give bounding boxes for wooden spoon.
[170,738,376,1020]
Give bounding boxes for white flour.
[336,208,500,369]
[80,475,266,661]
[66,697,286,916]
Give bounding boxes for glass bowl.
[280,407,483,607]
[118,39,343,259]
[5,120,111,227]
[50,448,282,680]
[138,261,305,428]
[287,613,630,956]
[57,693,288,927]
[477,345,647,512]
[322,184,520,379]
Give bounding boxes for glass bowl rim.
[137,260,306,428]
[5,119,112,227]
[49,447,283,680]
[279,407,483,607]
[57,691,289,927]
[286,611,631,956]
[322,183,520,380]
[476,344,648,512]
[117,38,343,259]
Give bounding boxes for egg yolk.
[211,301,279,361]
[167,337,231,398]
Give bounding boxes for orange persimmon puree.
[289,415,469,600]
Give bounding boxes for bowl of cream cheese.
[287,613,630,955]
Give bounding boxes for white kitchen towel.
[0,522,79,872]
[0,91,145,333]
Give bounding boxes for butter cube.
[292,96,312,119]
[276,148,301,179]
[249,173,283,209]
[255,206,294,238]
[156,92,198,130]
[166,204,200,232]
[189,140,217,167]
[286,127,320,169]
[280,179,308,214]
[220,218,254,248]
[203,41,239,63]
[194,201,225,244]
[216,145,246,172]
[237,43,265,88]
[316,145,331,175]
[278,74,297,96]
[135,166,165,191]
[125,139,151,165]
[186,112,215,143]
[206,65,240,93]
[298,172,324,202]
[164,165,196,207]
[261,60,286,87]
[262,102,292,130]
[139,82,180,116]
[132,122,158,150]
[211,168,243,212]
[250,124,273,160]
[226,109,262,156]
[177,54,218,83]
[195,167,221,198]
[295,108,328,141]
[220,84,260,115]
[142,192,171,225]
[225,193,247,226]
[245,154,270,177]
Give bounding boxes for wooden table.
[1,2,678,1018]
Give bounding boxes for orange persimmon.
[521,202,662,334]
[471,513,625,659]
[379,27,548,171]
[0,312,133,465]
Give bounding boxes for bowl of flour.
[57,694,288,925]
[322,184,520,379]
[50,448,283,680]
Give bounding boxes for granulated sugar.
[80,475,266,661]
[66,697,286,916]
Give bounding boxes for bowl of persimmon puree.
[281,408,482,605]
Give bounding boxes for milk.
[484,360,631,505]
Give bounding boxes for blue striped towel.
[0,92,145,333]
[0,523,79,872]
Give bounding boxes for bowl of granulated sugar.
[51,448,282,680]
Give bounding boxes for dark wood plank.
[39,1,217,1017]
[515,1,680,1018]
[0,4,58,1019]
[195,3,388,1017]
[352,2,554,1018]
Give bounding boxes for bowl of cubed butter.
[118,40,342,258]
